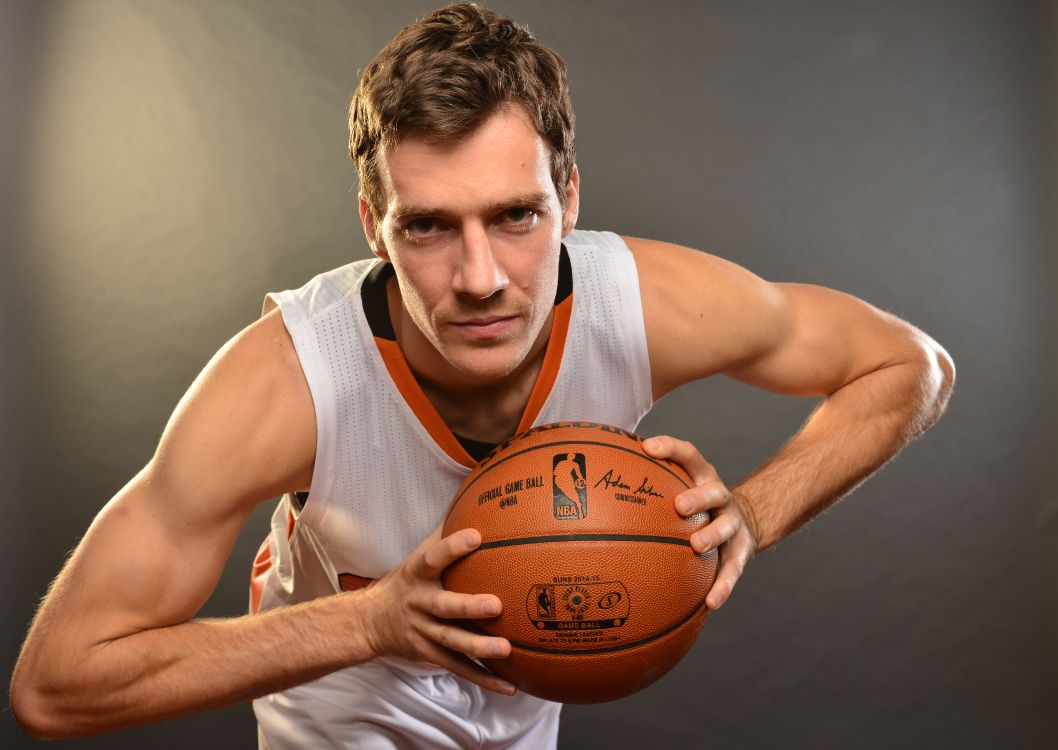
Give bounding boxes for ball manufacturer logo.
[552,452,588,520]
[526,581,631,630]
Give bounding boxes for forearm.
[734,356,953,552]
[13,589,373,739]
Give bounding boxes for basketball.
[441,421,718,703]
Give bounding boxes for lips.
[450,315,519,339]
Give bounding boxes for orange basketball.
[441,421,717,703]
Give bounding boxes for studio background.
[2,1,1055,748]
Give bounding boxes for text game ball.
[441,421,717,703]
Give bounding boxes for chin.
[447,344,528,383]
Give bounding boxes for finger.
[642,435,716,484]
[413,528,481,579]
[418,639,517,696]
[426,588,503,620]
[420,618,512,661]
[706,538,752,611]
[673,481,730,517]
[690,511,741,554]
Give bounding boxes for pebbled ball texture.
[442,421,717,703]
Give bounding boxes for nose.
[453,224,509,299]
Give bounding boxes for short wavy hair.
[349,3,576,241]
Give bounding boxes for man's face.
[360,103,579,387]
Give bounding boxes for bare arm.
[627,236,954,600]
[10,309,512,739]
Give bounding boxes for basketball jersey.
[250,229,653,749]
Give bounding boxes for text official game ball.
[441,421,718,703]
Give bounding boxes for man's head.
[348,3,580,387]
[349,2,576,245]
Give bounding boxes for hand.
[642,435,760,611]
[359,525,517,695]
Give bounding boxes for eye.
[502,207,538,229]
[410,217,436,234]
[401,216,443,242]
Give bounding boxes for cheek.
[393,265,447,321]
[519,252,560,309]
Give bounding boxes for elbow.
[910,339,956,430]
[10,670,61,740]
[10,662,88,740]
[930,342,956,409]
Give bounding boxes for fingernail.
[483,600,501,616]
[676,497,694,514]
[500,681,517,694]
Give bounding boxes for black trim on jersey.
[360,244,571,341]
[361,261,397,341]
[454,433,501,462]
[554,242,572,305]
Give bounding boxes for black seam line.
[449,439,690,513]
[468,595,709,656]
[478,534,691,550]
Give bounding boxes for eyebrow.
[390,192,552,223]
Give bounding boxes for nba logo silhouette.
[552,453,588,520]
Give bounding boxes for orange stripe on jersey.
[374,337,478,468]
[338,573,376,592]
[249,506,298,615]
[374,293,574,468]
[517,294,574,434]
[249,534,271,615]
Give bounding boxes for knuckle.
[701,485,726,504]
[434,624,451,648]
[411,635,431,661]
[462,597,481,618]
[428,589,447,614]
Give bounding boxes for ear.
[358,195,390,261]
[560,164,580,237]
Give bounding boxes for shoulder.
[150,305,316,506]
[621,235,787,400]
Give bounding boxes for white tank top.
[250,229,652,626]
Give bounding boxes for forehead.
[378,104,554,215]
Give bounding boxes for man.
[10,3,954,747]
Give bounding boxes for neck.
[386,277,553,443]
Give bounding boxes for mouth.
[449,315,520,339]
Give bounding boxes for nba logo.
[552,453,588,520]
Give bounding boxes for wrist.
[341,586,382,663]
[730,487,766,551]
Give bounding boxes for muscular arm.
[10,309,514,739]
[8,309,367,736]
[627,236,955,554]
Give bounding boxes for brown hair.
[349,2,576,241]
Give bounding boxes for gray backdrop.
[2,1,1055,748]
